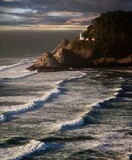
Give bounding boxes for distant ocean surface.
[0,30,78,59]
[0,31,131,160]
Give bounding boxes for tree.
[86,11,132,58]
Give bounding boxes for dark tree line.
[84,11,132,58]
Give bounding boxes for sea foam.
[0,71,86,122]
[0,140,45,160]
[0,62,24,72]
[60,118,84,131]
[6,70,37,80]
[56,83,124,132]
[0,58,37,81]
[0,114,6,122]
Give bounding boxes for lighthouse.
[79,31,84,40]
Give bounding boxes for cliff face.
[90,11,132,58]
[53,48,87,68]
[68,11,132,59]
[67,39,95,59]
[52,38,70,54]
[27,52,62,71]
[27,11,132,71]
[27,39,88,71]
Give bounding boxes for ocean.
[0,31,131,160]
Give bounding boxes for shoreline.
[33,66,132,72]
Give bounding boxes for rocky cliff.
[27,39,88,71]
[27,11,132,71]
[27,52,62,71]
[27,39,131,72]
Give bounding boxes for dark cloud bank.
[0,0,132,29]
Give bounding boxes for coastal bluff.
[27,39,88,71]
[27,11,132,72]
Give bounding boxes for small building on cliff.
[79,31,95,41]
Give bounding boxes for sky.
[0,0,132,30]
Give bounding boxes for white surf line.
[6,71,37,80]
[58,83,124,132]
[66,72,87,81]
[0,114,6,122]
[0,87,60,122]
[0,62,25,72]
[59,118,84,132]
[0,139,64,160]
[0,140,46,160]
[0,71,87,123]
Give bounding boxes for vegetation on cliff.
[70,11,132,59]
[27,11,132,71]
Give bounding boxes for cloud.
[0,0,132,30]
[47,11,82,17]
[65,13,99,25]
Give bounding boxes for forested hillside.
[84,11,132,58]
[71,11,132,59]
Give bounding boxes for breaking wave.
[0,62,25,72]
[57,85,124,132]
[0,72,86,122]
[0,140,45,160]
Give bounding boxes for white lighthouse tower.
[79,31,84,40]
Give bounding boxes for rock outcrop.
[27,37,132,72]
[92,57,116,66]
[27,11,132,72]
[92,55,132,67]
[27,52,62,71]
[53,48,87,68]
[52,38,70,54]
[27,38,88,71]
